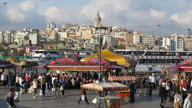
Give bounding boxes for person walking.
[53,76,60,98]
[183,91,192,108]
[150,74,156,90]
[129,80,136,103]
[174,91,182,108]
[19,75,24,94]
[181,80,187,103]
[45,73,51,91]
[14,80,23,102]
[77,81,89,105]
[5,88,16,108]
[1,73,6,86]
[159,82,168,108]
[40,78,46,96]
[60,78,66,98]
[141,77,145,96]
[32,78,38,98]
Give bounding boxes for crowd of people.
[158,75,192,108]
[139,73,192,108]
[2,71,192,108]
[2,71,102,108]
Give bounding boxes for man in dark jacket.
[45,73,51,90]
[14,79,23,102]
[129,80,136,103]
[53,77,60,97]
[159,82,168,108]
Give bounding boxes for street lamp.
[95,27,108,81]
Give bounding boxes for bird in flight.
[3,2,7,5]
[157,24,161,27]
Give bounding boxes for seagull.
[157,24,161,27]
[3,2,7,5]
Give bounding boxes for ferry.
[114,50,192,72]
[26,50,93,65]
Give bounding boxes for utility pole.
[95,27,107,81]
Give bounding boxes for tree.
[19,50,25,55]
[0,41,7,45]
[37,41,44,47]
[11,48,17,55]
[108,47,114,52]
[0,46,4,52]
[116,44,126,49]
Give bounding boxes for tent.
[0,59,15,68]
[81,50,128,65]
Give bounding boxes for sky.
[0,0,192,35]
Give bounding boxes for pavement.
[0,86,173,108]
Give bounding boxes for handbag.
[81,95,85,100]
[92,98,97,104]
[39,90,43,96]
[52,88,55,92]
[60,86,64,91]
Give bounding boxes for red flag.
[75,53,78,58]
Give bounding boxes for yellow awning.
[6,57,27,66]
[6,56,19,64]
[81,50,127,64]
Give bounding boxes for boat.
[26,50,93,65]
[114,50,192,72]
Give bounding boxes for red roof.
[162,65,179,70]
[47,65,107,71]
[180,59,192,65]
[84,58,111,65]
[49,58,79,64]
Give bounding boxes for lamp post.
[95,27,107,81]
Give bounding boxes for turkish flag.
[75,53,78,58]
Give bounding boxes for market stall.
[82,82,128,108]
[46,56,122,80]
[81,50,129,75]
[0,59,15,85]
[107,76,136,103]
[6,56,38,74]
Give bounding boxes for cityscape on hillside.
[1,1,192,108]
[0,11,192,56]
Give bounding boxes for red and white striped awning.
[108,76,136,81]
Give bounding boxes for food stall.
[108,76,136,103]
[82,82,128,108]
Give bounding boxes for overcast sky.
[0,0,192,35]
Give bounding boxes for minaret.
[94,11,101,27]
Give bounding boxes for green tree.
[108,47,114,52]
[37,41,44,47]
[116,44,125,49]
[0,46,4,52]
[11,48,17,55]
[0,41,7,45]
[19,50,25,55]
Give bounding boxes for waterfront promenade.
[0,86,173,108]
